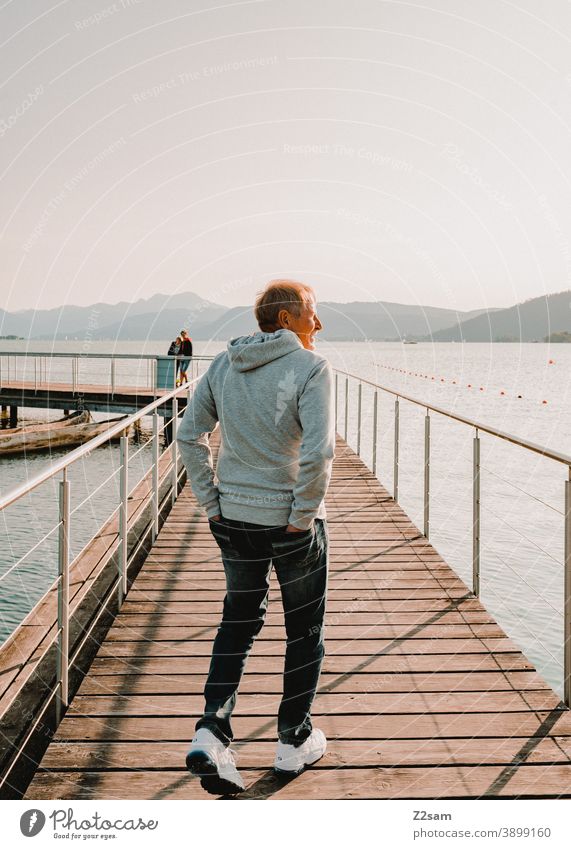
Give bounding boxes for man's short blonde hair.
[254,279,315,332]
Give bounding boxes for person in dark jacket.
[168,335,182,382]
[167,336,181,356]
[178,329,193,385]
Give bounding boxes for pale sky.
[2,0,571,313]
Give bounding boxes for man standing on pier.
[177,280,335,795]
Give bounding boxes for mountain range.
[0,290,569,342]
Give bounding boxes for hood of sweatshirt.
[227,328,303,372]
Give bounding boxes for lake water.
[1,339,570,696]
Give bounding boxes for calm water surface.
[1,340,569,695]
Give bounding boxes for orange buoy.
[542,400,548,404]
[548,359,555,364]
[467,384,472,388]
[479,387,484,391]
[500,390,505,395]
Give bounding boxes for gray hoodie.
[176,328,335,530]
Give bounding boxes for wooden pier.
[0,379,169,418]
[23,437,571,800]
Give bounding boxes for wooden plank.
[64,691,563,716]
[23,764,571,799]
[128,571,465,593]
[124,588,475,600]
[75,670,550,696]
[121,596,489,616]
[93,637,522,657]
[141,558,451,569]
[102,624,507,641]
[51,711,571,743]
[36,735,571,771]
[86,651,535,675]
[114,610,497,625]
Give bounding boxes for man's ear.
[277,308,289,327]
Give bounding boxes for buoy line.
[374,362,552,406]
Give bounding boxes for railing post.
[153,359,158,393]
[473,429,481,596]
[393,397,399,502]
[34,358,37,393]
[565,471,571,706]
[344,377,349,441]
[111,359,116,397]
[356,382,362,456]
[56,474,70,725]
[152,412,160,541]
[424,411,430,538]
[334,372,338,433]
[171,397,179,506]
[372,390,378,476]
[119,433,129,604]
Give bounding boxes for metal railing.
[333,367,571,706]
[0,351,214,395]
[0,375,203,792]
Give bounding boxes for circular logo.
[20,810,46,837]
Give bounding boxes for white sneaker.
[185,728,245,795]
[274,728,327,775]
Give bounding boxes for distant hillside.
[0,292,226,340]
[0,296,489,341]
[428,291,571,342]
[546,331,571,343]
[194,301,490,342]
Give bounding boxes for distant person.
[167,335,182,357]
[167,335,182,382]
[178,329,193,386]
[178,279,335,795]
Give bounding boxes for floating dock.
[22,437,571,800]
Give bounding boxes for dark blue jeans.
[196,516,328,747]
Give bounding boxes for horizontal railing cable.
[0,379,197,512]
[480,542,563,618]
[483,583,564,670]
[481,464,563,517]
[70,467,122,517]
[0,521,62,584]
[333,368,571,468]
[482,503,562,567]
